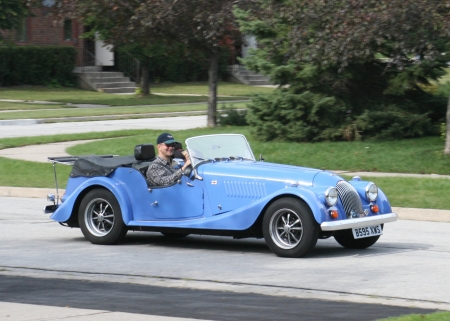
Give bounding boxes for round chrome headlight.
[365,183,378,201]
[325,187,338,206]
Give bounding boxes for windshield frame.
[185,134,255,169]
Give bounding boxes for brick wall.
[1,7,85,66]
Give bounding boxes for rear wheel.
[334,228,381,249]
[78,189,127,245]
[262,198,319,258]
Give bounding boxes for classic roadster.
[45,134,397,258]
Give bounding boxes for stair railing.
[116,51,141,85]
[74,48,105,90]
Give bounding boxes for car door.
[145,176,204,220]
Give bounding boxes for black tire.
[262,198,319,258]
[334,228,381,249]
[161,232,190,238]
[78,189,127,245]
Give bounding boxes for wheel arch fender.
[258,187,327,225]
[52,178,134,225]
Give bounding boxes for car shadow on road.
[310,239,432,258]
[117,232,432,258]
[122,232,273,254]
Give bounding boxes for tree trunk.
[207,53,219,127]
[140,58,150,95]
[445,94,450,155]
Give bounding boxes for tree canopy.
[0,0,32,31]
[236,0,450,143]
[55,0,248,127]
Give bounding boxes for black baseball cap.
[157,132,178,145]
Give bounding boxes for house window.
[16,19,28,42]
[64,20,72,41]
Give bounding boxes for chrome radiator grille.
[336,181,364,218]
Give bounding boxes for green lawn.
[151,82,275,96]
[1,127,450,210]
[0,102,71,110]
[0,102,248,120]
[0,82,273,106]
[1,84,449,210]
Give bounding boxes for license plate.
[352,225,383,239]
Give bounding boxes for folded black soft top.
[70,155,136,178]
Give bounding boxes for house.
[0,5,139,93]
[0,6,85,63]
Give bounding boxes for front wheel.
[78,189,127,245]
[262,198,319,258]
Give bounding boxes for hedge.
[0,46,77,86]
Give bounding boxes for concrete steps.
[228,65,273,86]
[76,71,137,94]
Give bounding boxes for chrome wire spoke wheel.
[84,198,115,237]
[269,208,303,249]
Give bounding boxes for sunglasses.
[164,143,175,147]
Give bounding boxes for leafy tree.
[236,0,450,144]
[55,0,248,127]
[132,0,246,127]
[57,0,156,94]
[0,0,33,31]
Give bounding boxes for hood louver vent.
[336,181,364,218]
[224,181,267,199]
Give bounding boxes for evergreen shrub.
[0,46,77,86]
[246,89,347,142]
[218,104,248,126]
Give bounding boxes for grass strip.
[340,176,450,210]
[0,102,72,111]
[0,83,274,106]
[1,127,450,210]
[0,102,248,120]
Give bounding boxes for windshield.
[186,134,255,168]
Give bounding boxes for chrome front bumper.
[321,213,398,231]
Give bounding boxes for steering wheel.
[183,164,193,177]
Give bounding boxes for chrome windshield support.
[51,161,60,206]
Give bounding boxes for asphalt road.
[0,115,207,138]
[0,196,449,320]
[0,275,436,321]
[1,115,449,319]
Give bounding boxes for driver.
[146,133,191,186]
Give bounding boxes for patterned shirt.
[146,156,183,186]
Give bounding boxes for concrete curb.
[0,186,60,199]
[392,207,450,222]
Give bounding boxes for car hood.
[198,161,342,187]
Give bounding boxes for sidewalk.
[1,140,450,222]
[0,98,249,126]
[0,302,211,321]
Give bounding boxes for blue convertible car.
[45,134,397,258]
